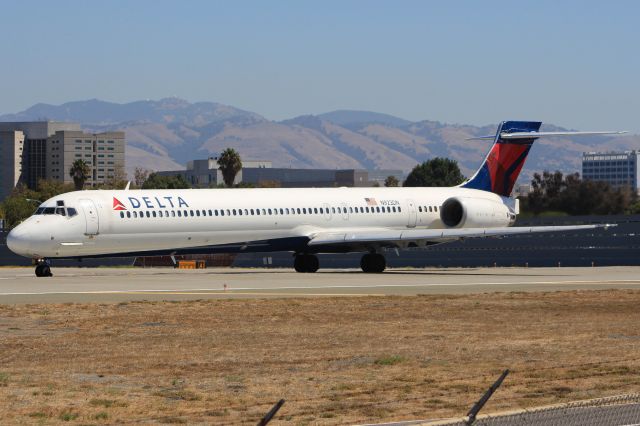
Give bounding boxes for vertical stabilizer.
[461,121,542,196]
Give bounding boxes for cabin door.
[80,199,100,235]
[406,199,417,228]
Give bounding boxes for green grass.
[59,411,78,421]
[94,411,109,420]
[0,373,8,387]
[374,355,406,366]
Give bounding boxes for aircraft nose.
[6,225,32,257]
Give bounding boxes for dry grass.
[1,290,640,424]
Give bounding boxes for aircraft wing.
[307,224,614,248]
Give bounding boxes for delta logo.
[113,197,127,211]
[112,196,190,210]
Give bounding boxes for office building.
[0,121,81,189]
[46,130,126,186]
[0,131,25,200]
[0,122,126,194]
[582,151,639,193]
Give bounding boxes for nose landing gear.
[360,253,386,273]
[34,261,53,277]
[294,254,319,273]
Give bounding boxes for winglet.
[124,181,131,191]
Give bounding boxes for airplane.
[6,120,624,277]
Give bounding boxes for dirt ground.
[1,289,640,425]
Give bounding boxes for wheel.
[35,263,52,277]
[305,254,319,273]
[361,253,386,273]
[294,254,319,273]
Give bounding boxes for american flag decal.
[365,197,378,206]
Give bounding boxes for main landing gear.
[34,260,53,277]
[294,254,319,273]
[360,253,386,273]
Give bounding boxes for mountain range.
[2,98,638,183]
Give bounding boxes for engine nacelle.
[440,197,513,228]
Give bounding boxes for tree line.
[521,171,640,216]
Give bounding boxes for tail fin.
[461,121,541,196]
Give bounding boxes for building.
[0,131,25,200]
[0,122,126,195]
[0,121,81,189]
[46,130,126,186]
[158,157,405,188]
[582,151,639,193]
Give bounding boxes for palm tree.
[70,159,91,190]
[217,148,243,187]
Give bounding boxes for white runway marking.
[1,279,639,296]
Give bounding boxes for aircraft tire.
[35,263,52,277]
[361,253,386,273]
[305,254,319,273]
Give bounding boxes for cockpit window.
[35,206,77,217]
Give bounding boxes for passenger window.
[331,207,335,214]
[419,206,423,212]
[302,208,307,214]
[279,208,284,215]
[256,209,260,215]
[208,209,212,216]
[126,211,131,218]
[244,209,248,215]
[375,207,380,213]
[435,206,439,212]
[262,209,266,215]
[365,207,370,213]
[171,211,175,217]
[151,211,156,218]
[226,209,231,216]
[273,209,277,215]
[267,209,272,215]
[119,211,124,218]
[250,209,255,215]
[220,210,225,216]
[196,210,200,217]
[286,208,290,214]
[232,209,237,216]
[429,206,433,212]
[398,207,402,212]
[313,208,318,214]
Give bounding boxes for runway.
[1,266,640,304]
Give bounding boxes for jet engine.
[440,197,513,228]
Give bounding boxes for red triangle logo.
[113,197,127,211]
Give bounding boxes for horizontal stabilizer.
[468,130,627,141]
[500,131,627,139]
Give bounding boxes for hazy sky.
[2,1,639,131]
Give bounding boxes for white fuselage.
[7,186,514,259]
